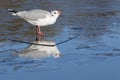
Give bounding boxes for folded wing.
[17,9,50,20]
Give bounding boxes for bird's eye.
[55,53,57,56]
[54,12,57,14]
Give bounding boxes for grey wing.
[17,9,50,20]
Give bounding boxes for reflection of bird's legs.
[36,25,43,41]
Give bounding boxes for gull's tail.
[8,9,18,15]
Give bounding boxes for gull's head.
[51,10,62,18]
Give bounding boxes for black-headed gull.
[8,9,62,41]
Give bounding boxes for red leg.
[36,26,43,36]
[36,25,43,41]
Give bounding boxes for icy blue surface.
[0,0,120,80]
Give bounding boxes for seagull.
[8,9,62,41]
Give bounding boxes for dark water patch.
[77,10,120,17]
[92,52,120,57]
[112,48,120,51]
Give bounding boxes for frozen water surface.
[0,0,120,80]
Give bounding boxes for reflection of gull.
[20,41,61,59]
[8,9,62,41]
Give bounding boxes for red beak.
[58,9,63,14]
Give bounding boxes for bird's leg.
[36,26,44,36]
[36,26,43,41]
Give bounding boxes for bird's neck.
[49,16,58,24]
